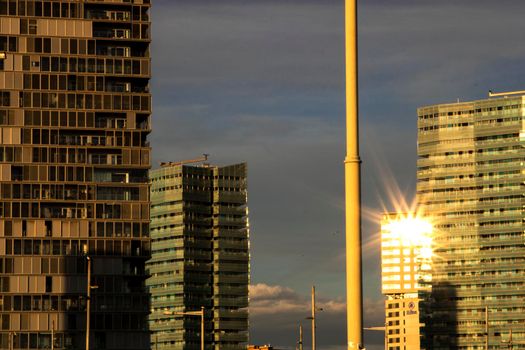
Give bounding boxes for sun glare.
[382,214,434,260]
[384,215,433,247]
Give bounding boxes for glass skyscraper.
[0,1,152,349]
[147,162,249,350]
[417,93,525,349]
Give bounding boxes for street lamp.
[305,286,324,350]
[83,244,98,350]
[296,324,303,350]
[310,286,316,350]
[363,325,386,349]
[163,307,205,350]
[51,320,55,350]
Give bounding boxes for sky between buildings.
[150,1,525,349]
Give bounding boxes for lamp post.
[86,256,92,350]
[311,286,316,350]
[163,307,205,350]
[485,306,488,350]
[297,324,303,350]
[83,245,98,350]
[364,325,385,348]
[306,286,324,350]
[344,0,363,348]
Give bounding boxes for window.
[45,276,52,293]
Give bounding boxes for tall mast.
[344,0,363,349]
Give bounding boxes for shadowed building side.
[422,282,457,349]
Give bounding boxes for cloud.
[249,283,346,348]
[250,283,346,316]
[249,283,384,350]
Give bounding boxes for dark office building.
[0,0,152,349]
[147,162,249,350]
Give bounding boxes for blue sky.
[150,1,525,349]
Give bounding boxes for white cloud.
[249,283,384,349]
[250,283,346,316]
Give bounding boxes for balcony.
[93,29,131,39]
[86,10,131,21]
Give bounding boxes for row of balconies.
[213,206,246,216]
[212,263,248,274]
[213,252,249,262]
[19,91,152,113]
[213,240,248,251]
[87,3,150,19]
[213,275,248,285]
[213,192,246,204]
[212,229,248,240]
[417,176,524,190]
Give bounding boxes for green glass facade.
[417,96,525,349]
[147,162,249,350]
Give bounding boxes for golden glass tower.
[418,93,525,348]
[381,213,431,350]
[0,1,152,349]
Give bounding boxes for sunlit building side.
[0,1,152,349]
[381,213,432,350]
[147,162,249,350]
[417,94,525,348]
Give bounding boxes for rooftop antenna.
[160,154,210,167]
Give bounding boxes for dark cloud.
[359,0,525,108]
[151,0,344,98]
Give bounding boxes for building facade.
[0,1,152,349]
[417,94,525,349]
[147,162,249,350]
[381,213,431,350]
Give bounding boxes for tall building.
[147,161,249,350]
[381,213,432,350]
[417,93,525,349]
[0,1,152,349]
